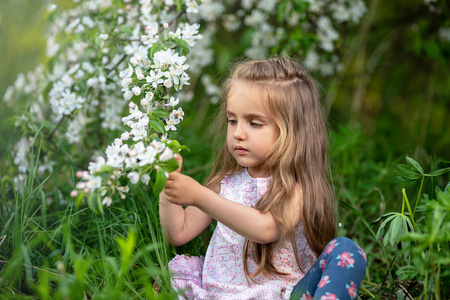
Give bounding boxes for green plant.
[372,156,450,299]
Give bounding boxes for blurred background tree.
[1,0,448,159]
[0,0,448,298]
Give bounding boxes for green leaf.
[99,165,114,174]
[179,145,190,152]
[427,167,450,177]
[436,189,450,207]
[371,212,397,225]
[388,216,401,246]
[173,37,190,55]
[150,119,165,134]
[444,181,450,193]
[376,214,398,241]
[74,192,85,208]
[424,41,441,59]
[277,1,288,23]
[394,164,422,180]
[87,191,104,215]
[149,43,164,59]
[394,176,417,183]
[167,131,178,140]
[152,108,169,118]
[153,170,167,196]
[159,159,179,173]
[116,230,136,278]
[406,156,424,174]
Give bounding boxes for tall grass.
[0,136,180,299]
[1,123,449,299]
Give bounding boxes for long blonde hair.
[205,56,336,280]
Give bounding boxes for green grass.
[0,123,449,299]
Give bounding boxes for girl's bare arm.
[158,154,215,246]
[164,172,301,244]
[159,188,214,246]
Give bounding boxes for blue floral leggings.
[290,237,367,300]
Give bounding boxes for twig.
[106,54,128,75]
[381,253,396,288]
[159,9,186,34]
[107,9,186,76]
[46,116,67,142]
[396,283,414,300]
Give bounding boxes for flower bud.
[121,132,130,141]
[163,23,169,29]
[76,171,83,178]
[76,182,86,189]
[132,86,141,96]
[70,190,78,197]
[130,57,138,66]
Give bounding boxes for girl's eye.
[250,122,263,128]
[227,119,237,125]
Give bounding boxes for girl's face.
[226,82,278,178]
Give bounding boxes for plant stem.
[402,189,417,232]
[429,244,440,300]
[401,191,406,215]
[360,286,376,299]
[413,175,424,216]
[423,271,428,300]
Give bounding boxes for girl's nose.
[233,124,246,140]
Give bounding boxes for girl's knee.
[325,237,367,266]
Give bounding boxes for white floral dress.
[169,168,315,299]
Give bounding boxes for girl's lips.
[234,146,248,154]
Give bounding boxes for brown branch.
[106,54,128,75]
[159,9,186,34]
[46,115,67,143]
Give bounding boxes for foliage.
[0,0,449,299]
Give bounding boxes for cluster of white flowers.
[201,75,220,104]
[4,0,371,209]
[13,138,32,174]
[3,65,45,108]
[67,0,204,207]
[74,135,175,206]
[187,0,366,77]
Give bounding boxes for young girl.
[159,57,367,299]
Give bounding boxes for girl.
[159,57,367,299]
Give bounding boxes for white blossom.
[132,86,142,96]
[141,174,150,185]
[159,148,174,162]
[128,171,139,184]
[102,196,112,206]
[86,175,102,191]
[165,114,180,131]
[165,96,180,107]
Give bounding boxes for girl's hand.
[163,171,203,206]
